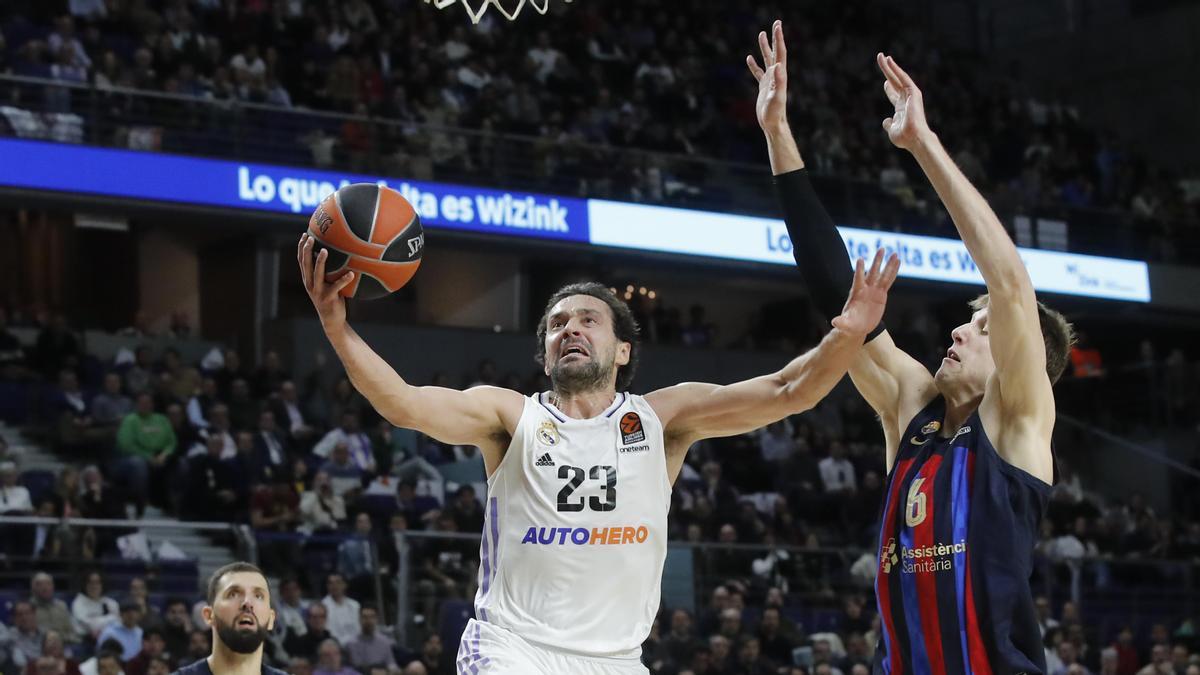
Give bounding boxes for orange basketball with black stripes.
[306,184,424,300]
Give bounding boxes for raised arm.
[876,54,1056,481]
[650,249,899,458]
[298,234,523,474]
[749,21,936,467]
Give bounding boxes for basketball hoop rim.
[423,0,574,24]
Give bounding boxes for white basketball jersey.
[472,392,671,658]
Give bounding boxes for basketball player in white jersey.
[298,234,899,674]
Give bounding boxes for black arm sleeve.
[774,168,886,340]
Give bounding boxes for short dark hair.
[206,562,267,605]
[969,294,1075,384]
[534,282,641,391]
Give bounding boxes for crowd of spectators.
[0,566,452,673]
[1,298,1199,674]
[643,587,1200,675]
[3,565,1200,674]
[0,2,1197,259]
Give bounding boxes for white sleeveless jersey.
[472,391,671,658]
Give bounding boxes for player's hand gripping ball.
[306,183,424,300]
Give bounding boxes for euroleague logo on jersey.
[619,412,645,445]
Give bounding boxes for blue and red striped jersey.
[873,397,1052,675]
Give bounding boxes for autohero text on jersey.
[520,525,650,546]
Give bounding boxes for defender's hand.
[832,249,901,337]
[877,53,932,151]
[747,20,788,132]
[298,233,355,329]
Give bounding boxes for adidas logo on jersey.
[535,453,555,467]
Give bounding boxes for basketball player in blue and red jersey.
[299,216,898,668]
[749,21,1075,675]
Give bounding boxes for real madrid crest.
[921,420,941,435]
[536,421,560,446]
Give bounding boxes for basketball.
[305,183,424,300]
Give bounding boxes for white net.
[423,0,572,24]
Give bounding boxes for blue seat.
[160,576,198,593]
[99,557,150,576]
[0,381,30,424]
[780,605,807,633]
[0,590,18,623]
[809,608,843,633]
[147,593,169,612]
[360,495,399,520]
[437,599,474,654]
[20,469,56,505]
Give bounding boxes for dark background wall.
[909,0,1200,174]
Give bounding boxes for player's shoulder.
[462,385,527,427]
[642,381,717,412]
[464,385,528,409]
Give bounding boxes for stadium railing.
[388,531,1200,648]
[0,74,1194,263]
[0,515,254,594]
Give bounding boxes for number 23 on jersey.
[556,464,617,512]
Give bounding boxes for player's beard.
[213,614,269,655]
[549,351,613,396]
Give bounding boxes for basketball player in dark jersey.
[749,22,1075,674]
[172,562,286,675]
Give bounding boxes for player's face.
[543,295,630,391]
[935,309,995,392]
[203,571,275,655]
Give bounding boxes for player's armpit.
[380,384,525,472]
[848,331,937,467]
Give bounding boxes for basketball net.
[423,0,572,24]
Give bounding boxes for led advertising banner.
[0,138,1150,302]
[588,200,1151,302]
[0,138,589,244]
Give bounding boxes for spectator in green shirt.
[115,392,176,517]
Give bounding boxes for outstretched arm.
[748,21,936,468]
[876,54,1056,481]
[298,234,523,474]
[650,249,899,450]
[745,21,802,176]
